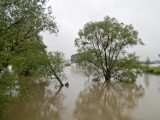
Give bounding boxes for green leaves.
[0,0,60,118]
[0,0,58,72]
[41,51,66,85]
[75,16,143,82]
[47,51,65,73]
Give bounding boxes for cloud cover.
[43,0,160,60]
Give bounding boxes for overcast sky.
[43,0,160,60]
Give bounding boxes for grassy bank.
[144,66,160,74]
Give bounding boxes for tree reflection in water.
[8,79,64,120]
[74,82,144,120]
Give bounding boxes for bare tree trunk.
[52,70,64,86]
[48,62,64,86]
[104,71,111,82]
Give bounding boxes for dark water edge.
[3,66,160,120]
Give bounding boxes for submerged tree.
[75,16,144,82]
[0,0,65,118]
[40,51,66,86]
[0,0,68,88]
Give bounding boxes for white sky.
[43,0,160,60]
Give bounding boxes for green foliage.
[0,95,7,120]
[75,16,143,82]
[0,0,57,75]
[39,51,66,86]
[153,67,160,74]
[0,0,62,118]
[0,71,16,120]
[145,66,160,74]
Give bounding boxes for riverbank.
[144,66,160,74]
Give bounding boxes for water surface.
[7,66,160,120]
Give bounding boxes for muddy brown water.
[7,66,160,120]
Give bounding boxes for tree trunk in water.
[48,62,64,86]
[104,72,111,82]
[53,71,64,86]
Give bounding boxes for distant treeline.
[140,60,160,64]
[71,54,160,65]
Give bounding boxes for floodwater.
[7,66,160,120]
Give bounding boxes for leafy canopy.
[75,16,144,82]
[0,0,65,118]
[0,0,58,74]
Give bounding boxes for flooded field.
[7,66,160,120]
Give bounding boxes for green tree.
[0,0,62,119]
[75,16,144,82]
[40,51,66,86]
[0,0,57,74]
[0,71,16,120]
[0,0,67,88]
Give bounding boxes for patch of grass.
[145,66,160,74]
